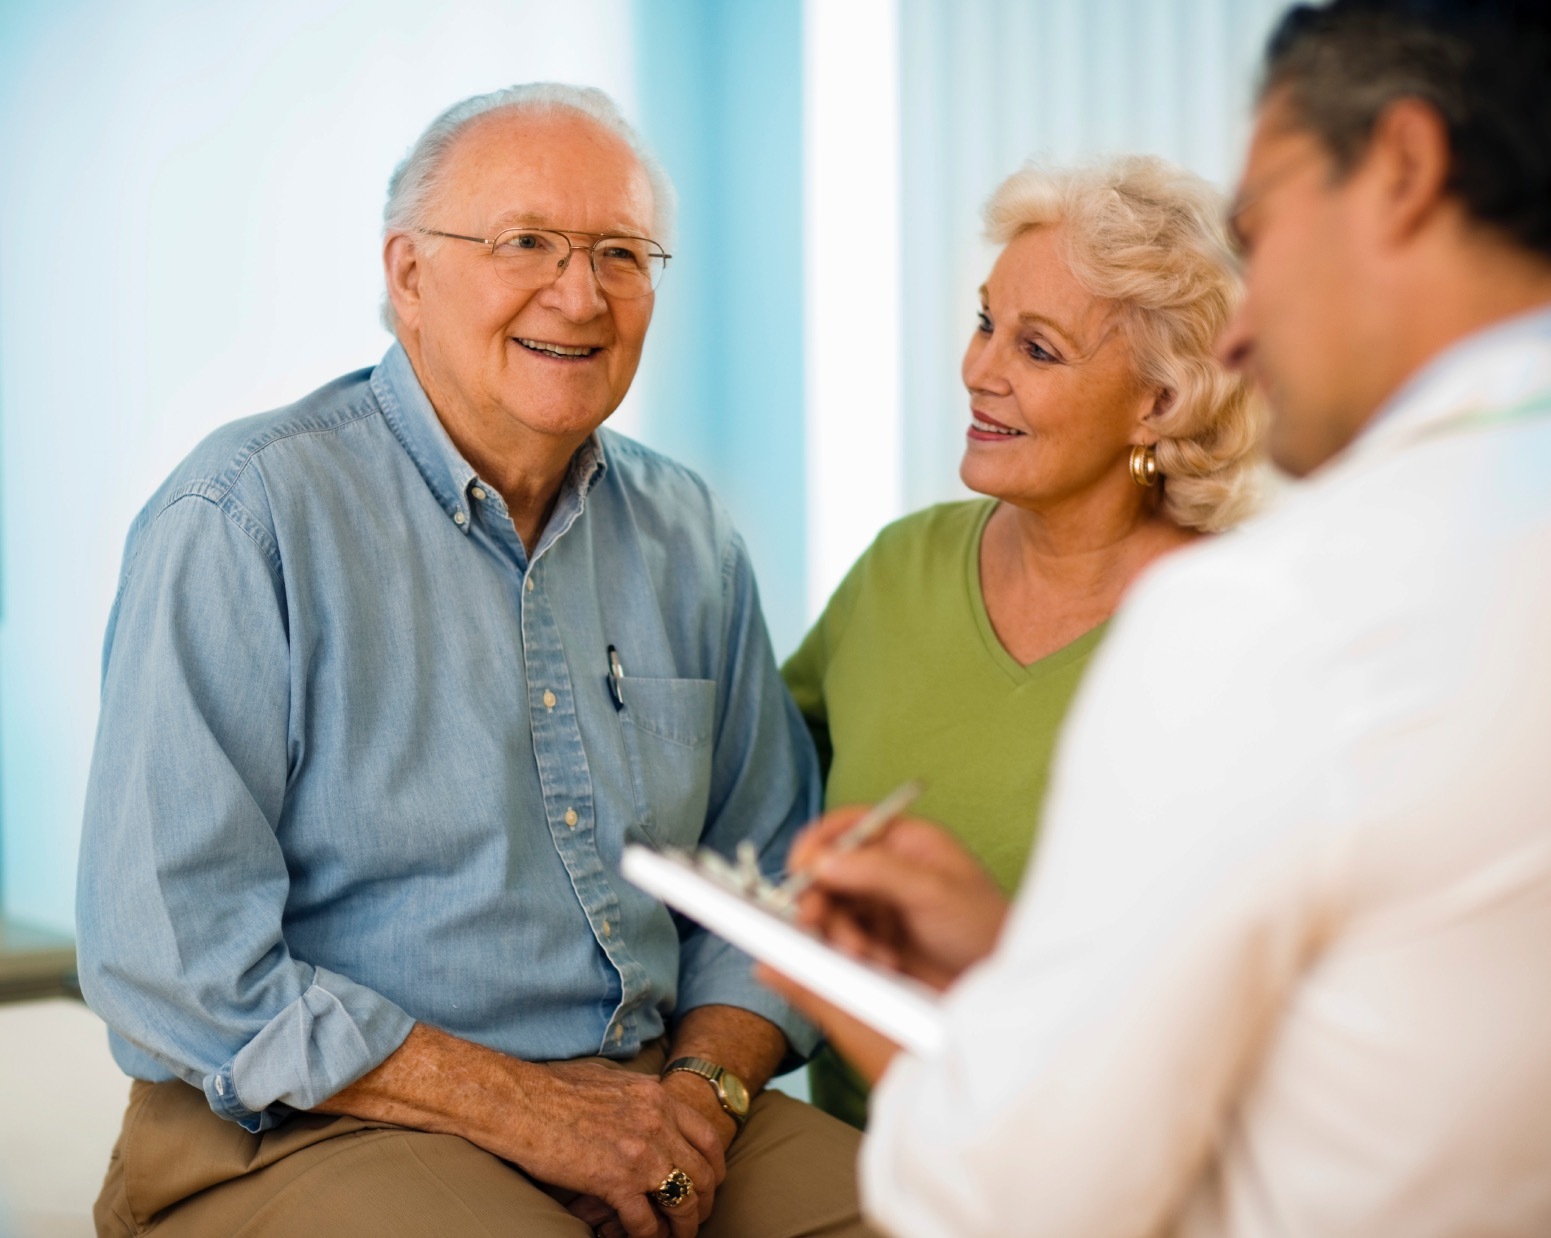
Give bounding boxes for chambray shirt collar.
[369,342,609,547]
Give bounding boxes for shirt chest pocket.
[618,676,716,849]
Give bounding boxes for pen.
[776,778,926,905]
[606,644,626,711]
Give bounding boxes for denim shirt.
[76,344,820,1131]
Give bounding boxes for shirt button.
[564,808,578,827]
[525,577,534,593]
[542,690,556,710]
[214,1076,225,1096]
[613,1024,624,1040]
[602,920,613,938]
[470,486,486,501]
[453,510,467,526]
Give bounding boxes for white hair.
[984,156,1266,533]
[380,82,677,332]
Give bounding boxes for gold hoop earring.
[1129,444,1159,488]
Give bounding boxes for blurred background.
[0,0,1285,1228]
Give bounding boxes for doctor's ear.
[1364,96,1453,245]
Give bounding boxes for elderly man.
[79,84,869,1238]
[769,2,1551,1234]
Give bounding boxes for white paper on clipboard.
[620,844,947,1057]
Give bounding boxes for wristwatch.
[662,1056,751,1127]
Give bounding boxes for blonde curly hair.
[984,156,1266,532]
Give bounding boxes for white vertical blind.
[803,0,906,616]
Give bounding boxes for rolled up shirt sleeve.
[673,531,822,1058]
[77,490,414,1131]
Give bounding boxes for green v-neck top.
[783,499,1108,896]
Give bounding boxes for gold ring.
[651,1166,695,1210]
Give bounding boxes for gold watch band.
[662,1055,751,1126]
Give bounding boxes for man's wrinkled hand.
[510,1059,727,1238]
[658,1067,740,1156]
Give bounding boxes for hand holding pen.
[775,779,926,905]
[775,780,1009,990]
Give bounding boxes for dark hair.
[1262,0,1551,257]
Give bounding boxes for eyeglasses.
[419,226,671,299]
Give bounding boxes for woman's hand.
[785,808,1011,991]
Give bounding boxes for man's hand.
[520,1057,726,1237]
[562,1071,728,1236]
[786,808,1011,990]
[316,1025,727,1238]
[562,1004,788,1236]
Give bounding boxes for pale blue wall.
[631,0,808,659]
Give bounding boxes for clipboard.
[621,844,947,1056]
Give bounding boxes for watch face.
[721,1072,750,1116]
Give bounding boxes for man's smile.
[514,337,600,359]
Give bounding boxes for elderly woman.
[781,154,1263,1127]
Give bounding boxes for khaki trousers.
[94,1048,877,1237]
